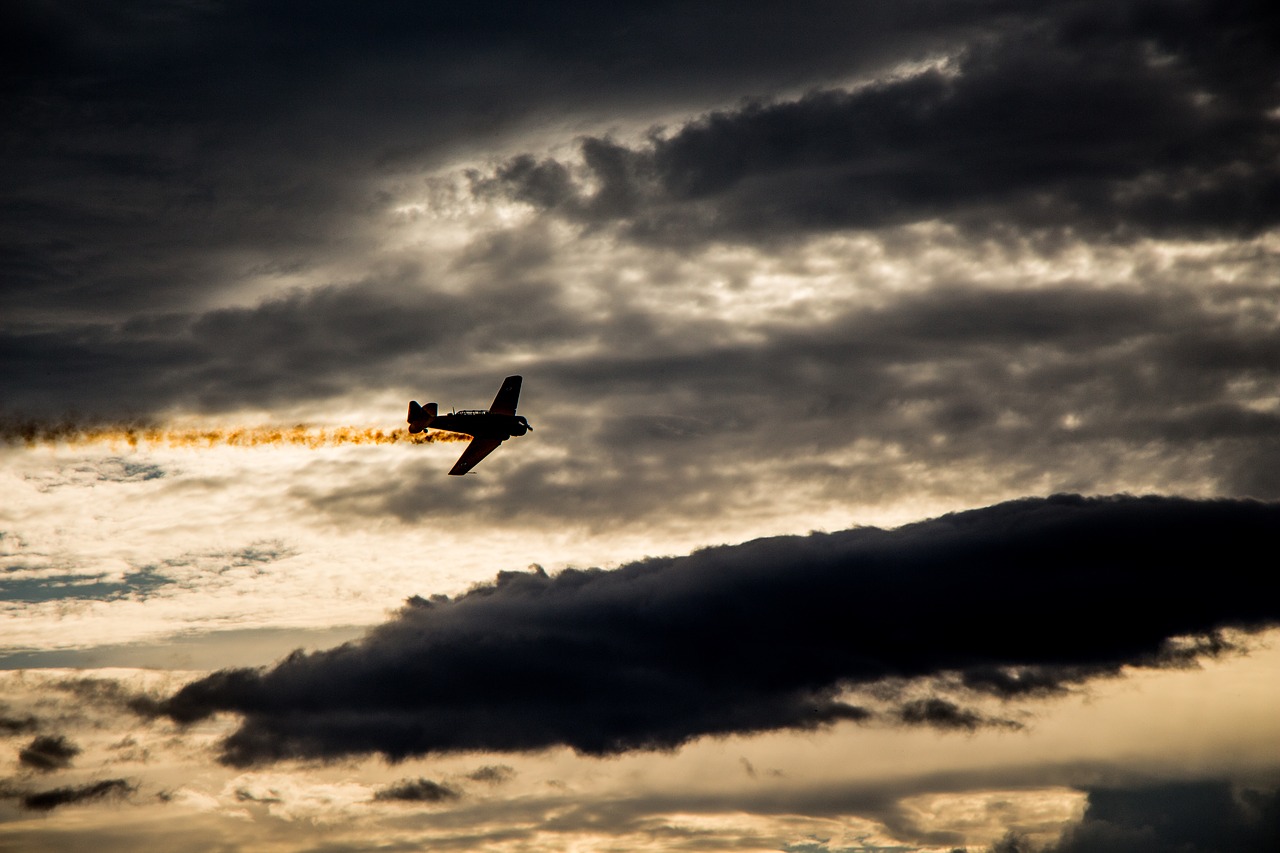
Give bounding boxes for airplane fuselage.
[424,411,530,441]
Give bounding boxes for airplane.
[407,375,532,475]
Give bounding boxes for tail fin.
[407,401,437,434]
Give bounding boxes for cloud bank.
[4,2,1277,533]
[161,495,1279,766]
[481,17,1280,245]
[993,780,1280,853]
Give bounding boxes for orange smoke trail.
[1,420,469,450]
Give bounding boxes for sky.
[2,1,1279,850]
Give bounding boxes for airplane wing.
[449,436,504,476]
[487,375,522,416]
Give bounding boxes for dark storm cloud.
[5,0,1267,320]
[992,781,1280,853]
[1,0,988,325]
[158,495,1279,766]
[481,1,1280,243]
[4,0,1277,450]
[17,734,80,772]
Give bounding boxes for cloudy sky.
[3,1,1279,850]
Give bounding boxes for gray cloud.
[894,698,1022,732]
[465,765,515,785]
[373,778,461,804]
[5,2,1271,321]
[11,269,1274,536]
[0,715,38,736]
[1,0,987,325]
[288,283,1280,529]
[3,3,1276,531]
[480,2,1280,244]
[992,781,1280,853]
[0,274,570,419]
[17,735,80,772]
[159,495,1279,766]
[51,677,169,720]
[6,778,135,812]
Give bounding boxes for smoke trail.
[1,420,468,450]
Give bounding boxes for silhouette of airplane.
[407,375,532,475]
